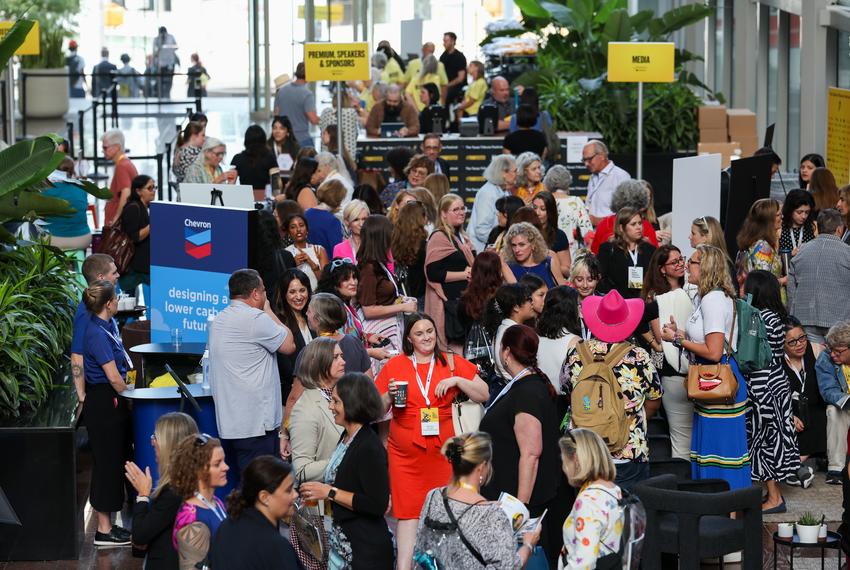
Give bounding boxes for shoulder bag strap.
[446,351,455,374]
[441,489,487,566]
[727,298,737,360]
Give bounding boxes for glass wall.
[838,32,850,89]
[788,13,801,164]
[766,7,779,126]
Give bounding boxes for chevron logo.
[184,224,212,259]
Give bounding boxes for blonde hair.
[435,193,467,239]
[691,216,729,256]
[423,173,450,203]
[342,199,370,225]
[153,412,199,497]
[316,179,347,212]
[501,222,548,265]
[388,189,416,224]
[409,186,437,225]
[441,431,493,485]
[559,428,616,486]
[694,244,736,298]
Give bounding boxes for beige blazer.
[290,388,344,484]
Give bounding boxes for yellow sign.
[607,42,675,83]
[827,87,850,186]
[298,4,344,24]
[0,21,40,56]
[304,42,369,82]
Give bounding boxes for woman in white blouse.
[543,165,594,257]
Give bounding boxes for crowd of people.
[60,28,850,570]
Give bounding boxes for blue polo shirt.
[83,315,127,385]
[71,300,89,354]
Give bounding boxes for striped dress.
[686,291,752,490]
[746,309,800,481]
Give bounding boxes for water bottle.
[202,314,214,391]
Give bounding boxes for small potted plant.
[796,511,822,543]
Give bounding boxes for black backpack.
[67,54,84,84]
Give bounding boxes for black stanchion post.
[101,89,108,133]
[0,78,6,143]
[77,109,85,159]
[194,96,201,113]
[111,83,118,127]
[92,100,99,177]
[66,121,75,158]
[156,153,164,201]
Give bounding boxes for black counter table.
[356,131,603,203]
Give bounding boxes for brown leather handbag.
[686,300,738,404]
[96,218,135,274]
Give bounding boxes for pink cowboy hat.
[582,290,645,343]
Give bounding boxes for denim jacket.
[815,350,850,407]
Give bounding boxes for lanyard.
[380,262,400,299]
[194,492,226,522]
[784,355,806,391]
[790,227,804,250]
[100,323,134,369]
[580,318,592,341]
[627,248,639,266]
[486,367,532,411]
[411,355,436,407]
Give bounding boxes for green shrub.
[0,242,80,418]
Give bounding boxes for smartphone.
[373,337,392,348]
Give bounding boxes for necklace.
[456,480,479,493]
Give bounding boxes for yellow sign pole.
[304,42,369,166]
[607,42,675,179]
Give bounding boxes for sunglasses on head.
[194,433,212,447]
[330,258,354,270]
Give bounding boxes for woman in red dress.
[376,312,489,570]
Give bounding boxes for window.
[838,31,850,89]
[766,7,779,126]
[788,14,801,164]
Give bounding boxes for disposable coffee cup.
[393,381,409,407]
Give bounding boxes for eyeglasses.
[665,257,685,267]
[144,184,157,192]
[687,258,700,266]
[786,334,808,347]
[194,433,212,447]
[581,153,598,163]
[212,151,225,157]
[829,345,850,357]
[330,257,355,270]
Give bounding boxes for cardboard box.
[700,128,728,143]
[733,135,760,157]
[699,105,727,130]
[698,142,742,169]
[727,108,757,136]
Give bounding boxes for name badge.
[420,407,440,436]
[628,266,644,289]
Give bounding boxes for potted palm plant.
[1,0,80,118]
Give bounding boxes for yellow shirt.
[406,73,443,111]
[844,365,850,394]
[464,78,488,115]
[380,58,405,85]
[515,182,545,204]
[404,58,449,86]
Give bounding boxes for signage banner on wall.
[150,202,254,344]
[0,21,40,55]
[607,42,675,83]
[827,86,850,187]
[304,42,370,82]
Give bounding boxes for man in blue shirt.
[71,254,120,405]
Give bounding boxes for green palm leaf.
[0,135,65,199]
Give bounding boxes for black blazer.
[277,324,311,402]
[331,427,393,569]
[597,240,656,299]
[131,485,181,570]
[209,506,303,569]
[436,157,451,180]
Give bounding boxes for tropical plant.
[0,0,81,69]
[797,512,821,526]
[0,20,108,419]
[0,241,80,418]
[488,0,718,153]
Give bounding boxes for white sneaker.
[723,551,742,563]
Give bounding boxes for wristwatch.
[328,487,338,502]
[672,336,683,349]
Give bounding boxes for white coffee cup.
[777,523,793,538]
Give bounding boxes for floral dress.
[560,483,624,570]
[555,195,594,257]
[743,239,785,302]
[560,340,662,462]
